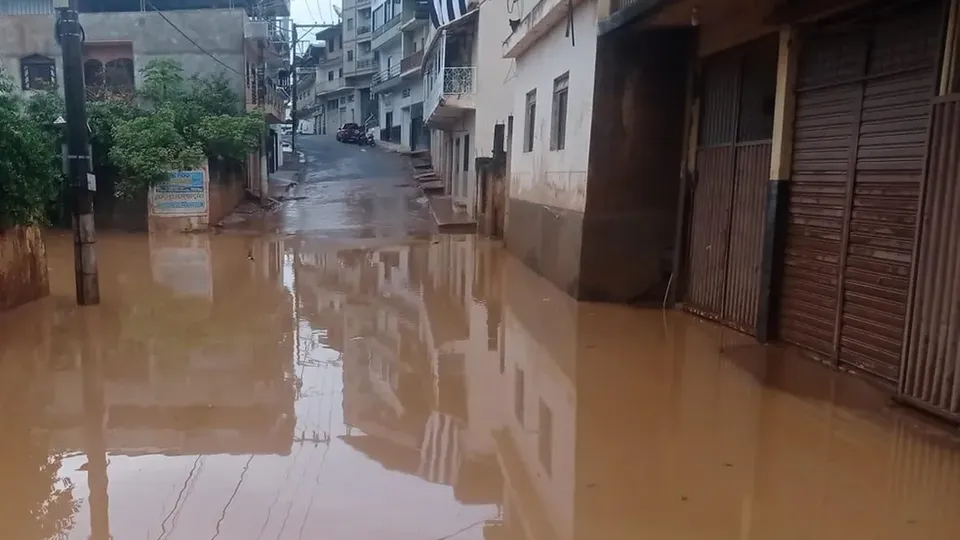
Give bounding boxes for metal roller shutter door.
[779,0,942,383]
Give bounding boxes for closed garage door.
[684,37,777,335]
[778,0,942,383]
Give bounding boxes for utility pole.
[56,0,99,306]
[291,23,299,154]
[289,21,339,155]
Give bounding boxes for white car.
[281,142,292,153]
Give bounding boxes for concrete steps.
[409,150,477,233]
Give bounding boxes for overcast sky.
[290,0,343,51]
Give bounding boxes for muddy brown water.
[2,226,960,539]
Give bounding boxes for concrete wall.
[502,2,598,297]
[508,1,597,213]
[0,9,247,97]
[0,226,49,311]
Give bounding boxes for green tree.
[0,76,62,228]
[106,59,264,198]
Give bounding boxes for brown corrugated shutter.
[684,38,776,334]
[779,0,942,383]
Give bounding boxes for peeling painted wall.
[508,1,598,213]
[0,226,49,311]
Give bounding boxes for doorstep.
[426,194,477,233]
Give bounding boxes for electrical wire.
[209,454,256,540]
[145,0,243,76]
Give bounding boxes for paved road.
[272,134,435,240]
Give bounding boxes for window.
[514,368,525,426]
[463,134,469,171]
[361,42,371,53]
[338,68,343,78]
[348,94,355,102]
[347,50,354,61]
[538,399,553,476]
[347,18,354,30]
[454,137,461,176]
[523,89,536,152]
[328,70,334,81]
[550,73,569,150]
[20,54,55,90]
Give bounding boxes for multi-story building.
[371,0,430,148]
[421,0,513,214]
[0,0,290,204]
[310,3,378,137]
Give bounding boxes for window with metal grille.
[347,49,354,61]
[347,18,354,30]
[523,89,536,152]
[20,54,55,90]
[463,134,469,171]
[550,72,568,150]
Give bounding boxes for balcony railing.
[356,58,376,71]
[357,24,371,35]
[442,67,476,94]
[357,0,371,6]
[400,50,423,73]
[317,77,347,93]
[245,74,286,120]
[372,63,401,86]
[371,14,401,41]
[425,66,476,120]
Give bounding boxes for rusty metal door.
[779,1,942,383]
[684,38,776,335]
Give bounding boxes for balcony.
[400,50,423,75]
[357,24,372,37]
[371,14,402,50]
[357,0,371,6]
[245,76,286,124]
[355,58,377,72]
[503,0,581,58]
[400,0,431,31]
[316,77,349,95]
[371,62,402,93]
[424,66,476,127]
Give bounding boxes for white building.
[370,0,431,149]
[422,0,514,215]
[501,0,598,219]
[312,4,377,136]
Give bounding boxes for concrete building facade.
[0,0,291,209]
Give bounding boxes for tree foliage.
[103,59,263,197]
[0,77,62,228]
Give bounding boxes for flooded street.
[4,136,960,540]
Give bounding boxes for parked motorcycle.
[362,133,376,146]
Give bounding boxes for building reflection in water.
[4,232,960,539]
[0,233,297,540]
[299,235,960,540]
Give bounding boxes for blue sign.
[152,170,207,216]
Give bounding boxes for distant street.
[271,134,435,240]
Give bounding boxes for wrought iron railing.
[442,67,476,94]
[372,63,402,86]
[356,58,376,71]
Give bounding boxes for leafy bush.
[105,59,264,198]
[0,78,62,228]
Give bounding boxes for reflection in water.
[2,232,960,539]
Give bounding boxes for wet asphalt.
[2,135,960,539]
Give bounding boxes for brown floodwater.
[2,231,960,540]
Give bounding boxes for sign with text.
[151,168,208,216]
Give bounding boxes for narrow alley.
[2,134,960,540]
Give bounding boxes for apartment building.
[422,0,513,215]
[309,2,377,137]
[371,0,431,147]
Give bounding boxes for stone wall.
[0,226,49,311]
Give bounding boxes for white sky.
[290,0,343,52]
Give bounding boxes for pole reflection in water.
[79,311,109,540]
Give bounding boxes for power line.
[145,1,243,76]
